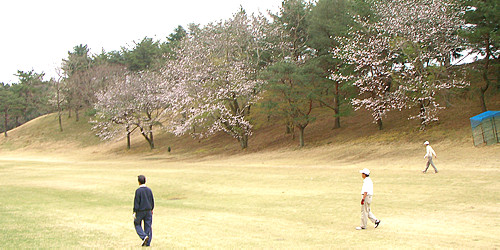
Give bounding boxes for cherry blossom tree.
[377,0,468,129]
[93,70,172,149]
[92,74,136,149]
[333,0,469,130]
[332,26,406,130]
[167,10,269,149]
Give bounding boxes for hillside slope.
[0,86,498,160]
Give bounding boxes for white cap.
[359,168,370,175]
[424,141,430,145]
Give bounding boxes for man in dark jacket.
[133,175,154,246]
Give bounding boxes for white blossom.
[164,11,270,149]
[332,0,468,129]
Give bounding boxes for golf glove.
[133,212,136,219]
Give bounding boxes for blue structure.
[470,111,500,146]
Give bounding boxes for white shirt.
[361,177,374,195]
[424,145,436,158]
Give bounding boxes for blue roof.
[470,111,500,129]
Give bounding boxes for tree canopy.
[2,0,498,148]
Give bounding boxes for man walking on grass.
[422,141,438,173]
[356,168,381,230]
[133,175,154,247]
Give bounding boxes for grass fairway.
[0,143,498,249]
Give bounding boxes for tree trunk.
[479,86,488,112]
[286,122,295,140]
[58,113,63,132]
[479,35,491,112]
[139,126,155,150]
[419,101,426,129]
[479,64,490,112]
[3,111,8,137]
[239,134,248,149]
[376,118,383,130]
[57,82,63,132]
[149,128,154,149]
[298,125,305,147]
[333,115,340,130]
[75,108,80,122]
[126,125,131,150]
[333,81,341,129]
[286,123,292,134]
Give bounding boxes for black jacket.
[133,185,154,212]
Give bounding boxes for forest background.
[0,0,498,151]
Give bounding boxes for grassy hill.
[0,114,98,151]
[0,85,499,157]
[0,78,499,249]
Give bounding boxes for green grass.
[0,148,498,248]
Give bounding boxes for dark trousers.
[134,211,152,246]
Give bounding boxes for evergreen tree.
[162,25,187,59]
[62,44,92,121]
[307,0,364,129]
[462,0,500,111]
[14,70,49,122]
[123,37,165,71]
[263,0,317,147]
[0,83,23,137]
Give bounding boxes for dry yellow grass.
[0,91,499,248]
[0,139,498,248]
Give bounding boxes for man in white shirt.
[356,168,381,230]
[422,141,438,173]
